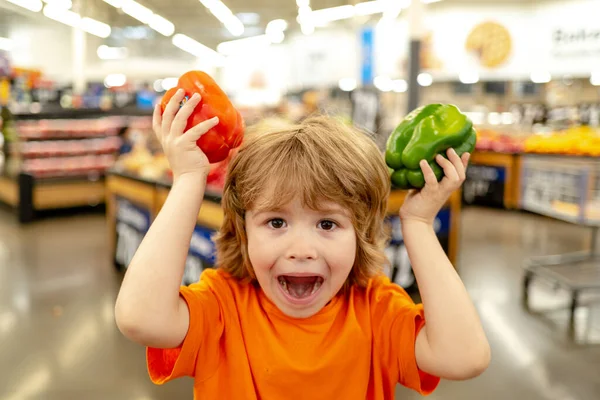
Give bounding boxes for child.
[115,89,490,399]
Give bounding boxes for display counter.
[463,151,522,209]
[106,170,462,289]
[0,173,105,222]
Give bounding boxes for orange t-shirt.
[147,268,439,399]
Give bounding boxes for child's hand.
[153,89,219,181]
[400,149,470,226]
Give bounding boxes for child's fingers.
[184,117,219,142]
[171,93,201,138]
[161,89,186,135]
[152,104,163,140]
[436,153,459,182]
[420,160,438,187]
[447,148,466,181]
[462,152,470,169]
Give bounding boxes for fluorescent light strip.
[217,35,271,55]
[0,37,14,51]
[6,0,43,12]
[121,0,153,24]
[149,14,175,36]
[355,1,388,16]
[172,33,223,64]
[81,17,111,38]
[300,0,437,26]
[43,6,112,38]
[102,0,175,37]
[43,0,71,8]
[43,5,80,27]
[198,0,244,37]
[102,0,123,7]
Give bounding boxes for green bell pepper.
[385,104,476,189]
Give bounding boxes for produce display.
[523,126,600,156]
[475,128,524,153]
[161,70,245,164]
[385,104,477,189]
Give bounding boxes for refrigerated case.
[0,107,152,222]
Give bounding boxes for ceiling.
[0,0,547,59]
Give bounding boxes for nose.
[285,233,318,261]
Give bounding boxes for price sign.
[114,197,151,268]
[183,224,218,285]
[463,164,507,207]
[385,208,451,289]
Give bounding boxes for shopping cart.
[521,155,600,341]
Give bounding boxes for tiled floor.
[0,206,599,399]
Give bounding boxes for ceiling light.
[121,0,153,24]
[43,5,80,27]
[392,79,408,92]
[43,0,71,8]
[417,72,433,86]
[339,78,357,92]
[0,38,14,51]
[355,1,388,16]
[301,23,314,35]
[148,14,175,36]
[459,71,479,84]
[296,0,309,7]
[217,35,271,55]
[267,30,284,44]
[6,0,43,12]
[224,18,244,36]
[81,17,111,38]
[530,71,551,84]
[97,45,128,60]
[374,76,392,92]
[162,77,178,91]
[104,74,127,88]
[299,5,355,25]
[591,72,600,86]
[172,33,224,64]
[102,0,123,7]
[266,19,288,34]
[298,5,311,15]
[199,0,245,37]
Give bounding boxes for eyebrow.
[249,205,350,219]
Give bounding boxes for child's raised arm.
[400,149,491,380]
[115,90,219,349]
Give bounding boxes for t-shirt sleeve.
[370,277,440,395]
[146,270,224,384]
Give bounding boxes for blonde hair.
[214,115,391,287]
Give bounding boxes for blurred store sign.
[552,27,600,58]
[360,26,374,86]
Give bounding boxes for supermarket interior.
[1,0,600,398]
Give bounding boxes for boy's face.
[245,197,356,318]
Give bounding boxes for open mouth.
[277,275,324,300]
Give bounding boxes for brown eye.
[268,218,286,229]
[319,220,336,231]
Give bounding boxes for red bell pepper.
[160,70,245,163]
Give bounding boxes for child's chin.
[276,300,326,319]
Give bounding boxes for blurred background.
[1,0,600,399]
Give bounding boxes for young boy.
[115,89,490,399]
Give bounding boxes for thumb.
[184,117,220,142]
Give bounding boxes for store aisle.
[0,207,599,400]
